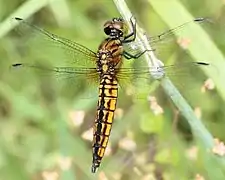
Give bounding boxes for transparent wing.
[11,63,99,99]
[11,63,98,80]
[12,17,97,67]
[116,60,210,99]
[125,17,210,55]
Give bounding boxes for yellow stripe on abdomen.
[91,75,118,173]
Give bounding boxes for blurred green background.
[0,0,225,180]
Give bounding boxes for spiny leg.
[123,49,154,60]
[122,16,137,43]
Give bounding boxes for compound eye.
[104,26,111,35]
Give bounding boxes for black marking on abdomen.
[92,74,118,173]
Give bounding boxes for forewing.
[124,17,210,57]
[11,17,97,68]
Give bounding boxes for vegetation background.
[0,0,225,179]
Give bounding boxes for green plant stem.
[113,0,225,173]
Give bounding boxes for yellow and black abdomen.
[92,74,118,173]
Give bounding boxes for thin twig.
[113,0,221,161]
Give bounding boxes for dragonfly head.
[103,17,128,39]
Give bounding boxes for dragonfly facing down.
[12,17,209,173]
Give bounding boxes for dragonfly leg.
[122,16,136,43]
[123,49,151,59]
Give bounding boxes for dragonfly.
[11,17,209,173]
